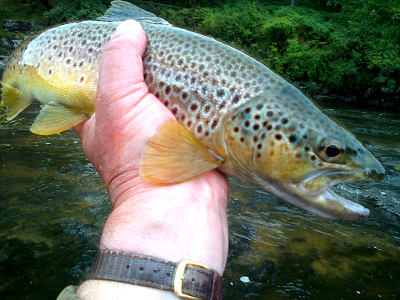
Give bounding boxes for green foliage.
[43,0,111,25]
[158,0,400,99]
[0,0,47,23]
[395,164,400,172]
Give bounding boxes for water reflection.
[0,102,399,299]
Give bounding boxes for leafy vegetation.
[0,0,399,105]
[158,0,400,102]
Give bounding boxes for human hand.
[74,20,229,299]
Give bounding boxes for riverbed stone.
[4,20,34,33]
[0,55,8,78]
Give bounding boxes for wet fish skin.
[1,1,385,219]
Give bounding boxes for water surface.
[0,101,399,299]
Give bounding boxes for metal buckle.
[174,260,209,299]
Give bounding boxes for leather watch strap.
[89,249,225,300]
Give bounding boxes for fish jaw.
[286,181,370,220]
[255,161,385,220]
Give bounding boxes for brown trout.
[1,1,385,219]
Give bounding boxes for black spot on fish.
[211,119,219,130]
[232,95,240,104]
[190,103,198,111]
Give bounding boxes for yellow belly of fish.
[1,61,97,135]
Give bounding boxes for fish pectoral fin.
[97,0,171,25]
[30,104,88,135]
[140,119,223,184]
[1,83,33,120]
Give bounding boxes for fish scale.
[1,1,385,220]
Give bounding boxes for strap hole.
[126,265,130,269]
[139,266,144,271]
[166,272,171,276]
[192,278,195,282]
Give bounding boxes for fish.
[0,0,385,220]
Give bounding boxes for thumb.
[96,20,149,111]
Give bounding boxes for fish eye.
[325,144,341,157]
[318,141,344,161]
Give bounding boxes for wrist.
[77,280,179,300]
[100,171,229,274]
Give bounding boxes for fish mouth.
[263,170,374,220]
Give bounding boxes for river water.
[0,101,399,299]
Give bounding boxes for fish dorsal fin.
[97,0,171,25]
[140,119,223,184]
[30,104,88,135]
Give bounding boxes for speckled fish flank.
[1,1,385,219]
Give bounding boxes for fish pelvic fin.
[140,119,223,184]
[1,83,33,120]
[30,104,88,135]
[97,0,171,26]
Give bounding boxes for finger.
[97,20,148,108]
[73,121,85,138]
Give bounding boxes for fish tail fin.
[1,83,32,120]
[97,0,171,25]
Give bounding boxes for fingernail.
[113,20,142,38]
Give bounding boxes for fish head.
[223,86,385,220]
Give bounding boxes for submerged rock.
[0,55,8,78]
[4,20,34,33]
